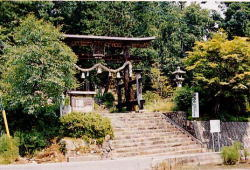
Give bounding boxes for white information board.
[192,92,199,118]
[210,120,221,133]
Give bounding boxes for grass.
[154,161,250,170]
[174,163,250,170]
[145,99,175,112]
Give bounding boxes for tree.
[184,32,250,116]
[157,3,216,76]
[1,15,77,114]
[150,63,172,96]
[0,1,54,31]
[223,2,250,38]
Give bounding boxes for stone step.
[112,122,172,127]
[111,136,196,146]
[114,129,182,135]
[113,126,177,132]
[112,121,173,126]
[104,114,163,119]
[104,112,206,159]
[108,116,166,121]
[113,141,199,151]
[115,131,186,140]
[111,139,197,149]
[109,117,166,122]
[114,144,201,154]
[104,112,162,116]
[113,148,204,158]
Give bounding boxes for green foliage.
[102,92,115,108]
[184,32,250,116]
[9,110,60,156]
[1,15,77,114]
[0,1,54,31]
[223,2,250,38]
[0,1,249,134]
[95,92,115,108]
[150,64,172,97]
[0,2,218,84]
[14,130,49,156]
[221,141,243,165]
[60,112,114,144]
[64,96,70,106]
[173,87,193,113]
[145,100,175,112]
[157,3,216,75]
[144,91,162,104]
[0,134,19,164]
[109,106,127,113]
[243,148,249,160]
[144,91,174,112]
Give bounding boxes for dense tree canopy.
[184,32,250,116]
[223,2,250,38]
[0,1,249,116]
[1,15,77,114]
[0,2,249,158]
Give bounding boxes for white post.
[212,133,215,152]
[218,132,220,151]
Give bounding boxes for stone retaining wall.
[193,121,250,150]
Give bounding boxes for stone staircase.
[103,112,207,158]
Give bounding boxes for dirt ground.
[176,163,250,170]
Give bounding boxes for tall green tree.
[0,1,54,31]
[184,32,250,116]
[1,15,77,114]
[223,2,250,38]
[157,3,216,75]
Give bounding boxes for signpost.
[210,120,221,151]
[192,92,199,118]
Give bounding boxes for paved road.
[0,152,224,170]
[0,157,153,170]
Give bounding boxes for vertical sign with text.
[192,92,199,118]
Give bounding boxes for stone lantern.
[172,66,186,87]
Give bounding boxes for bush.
[173,87,193,112]
[14,130,49,156]
[95,92,115,108]
[102,92,115,108]
[60,112,114,144]
[0,134,19,164]
[221,141,243,165]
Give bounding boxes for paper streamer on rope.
[75,61,133,77]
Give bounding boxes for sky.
[186,1,226,18]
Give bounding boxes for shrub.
[221,141,243,165]
[173,87,193,112]
[95,92,115,108]
[243,148,249,160]
[60,112,113,144]
[0,134,19,164]
[64,96,70,106]
[14,130,49,156]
